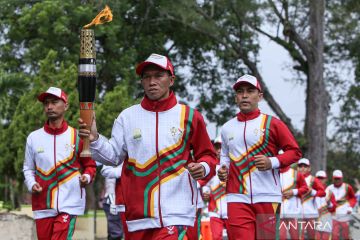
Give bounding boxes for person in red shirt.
[279,160,308,240]
[202,137,229,240]
[23,87,96,240]
[297,158,326,240]
[79,53,217,240]
[327,170,357,240]
[218,74,302,240]
[314,170,337,240]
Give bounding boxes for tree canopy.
[0,0,359,207]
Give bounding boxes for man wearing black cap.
[217,74,302,240]
[23,87,96,240]
[79,53,217,239]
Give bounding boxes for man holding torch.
[79,53,217,239]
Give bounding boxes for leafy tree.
[328,0,360,152]
[144,0,331,171]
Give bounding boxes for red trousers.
[120,212,129,240]
[316,231,331,240]
[227,202,280,240]
[210,217,229,240]
[332,220,350,240]
[300,218,316,240]
[127,226,186,240]
[186,209,202,240]
[35,213,77,240]
[279,218,301,240]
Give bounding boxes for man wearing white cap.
[202,137,229,240]
[315,170,337,240]
[327,169,357,240]
[23,87,96,240]
[79,53,217,239]
[297,158,326,239]
[217,74,302,239]
[279,160,308,240]
[100,163,126,240]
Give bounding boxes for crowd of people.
[23,53,358,240]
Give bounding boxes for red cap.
[38,87,68,103]
[233,74,262,92]
[136,53,174,76]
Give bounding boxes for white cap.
[214,135,222,144]
[298,158,310,166]
[232,74,262,91]
[37,87,68,103]
[333,169,343,178]
[136,53,174,76]
[316,170,327,178]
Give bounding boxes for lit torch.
[78,5,112,157]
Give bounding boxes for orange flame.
[83,5,113,29]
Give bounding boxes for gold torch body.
[78,29,96,157]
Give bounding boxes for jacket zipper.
[272,169,278,185]
[188,174,194,205]
[243,120,253,204]
[156,111,164,227]
[80,184,83,199]
[54,131,60,213]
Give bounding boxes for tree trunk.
[305,0,328,172]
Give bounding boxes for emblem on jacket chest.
[133,128,142,140]
[65,143,75,152]
[170,127,183,140]
[36,147,45,153]
[253,128,265,137]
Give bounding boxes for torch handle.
[80,103,94,158]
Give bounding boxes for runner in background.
[297,158,325,240]
[203,136,229,240]
[327,169,357,240]
[314,170,337,240]
[101,164,125,240]
[279,158,308,240]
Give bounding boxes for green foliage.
[327,149,360,187]
[96,84,137,137]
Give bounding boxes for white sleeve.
[23,137,37,192]
[100,163,123,179]
[220,130,230,168]
[104,178,116,196]
[90,115,127,166]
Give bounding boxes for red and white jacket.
[301,174,326,219]
[316,183,337,216]
[90,92,217,232]
[280,166,308,218]
[327,182,357,222]
[220,109,302,204]
[23,121,96,219]
[203,165,228,219]
[101,164,125,213]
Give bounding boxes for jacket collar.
[280,165,291,173]
[141,91,177,112]
[44,120,68,135]
[237,108,261,122]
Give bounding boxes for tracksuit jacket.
[301,174,326,219]
[90,92,217,232]
[327,182,357,222]
[203,165,228,219]
[220,108,302,204]
[23,121,96,219]
[101,164,125,213]
[315,186,336,232]
[280,166,308,218]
